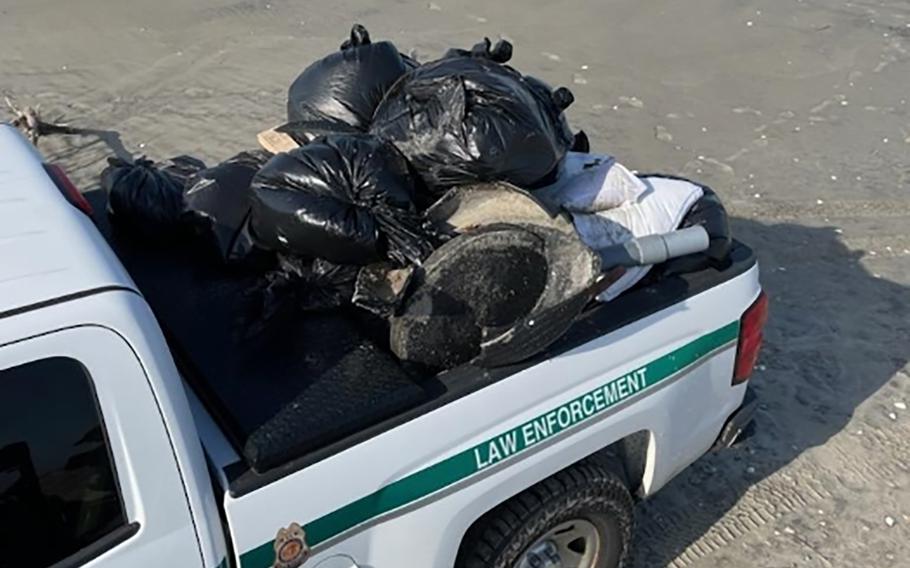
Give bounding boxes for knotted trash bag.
[103,155,206,240]
[286,24,411,132]
[250,134,435,266]
[183,150,271,264]
[370,40,575,195]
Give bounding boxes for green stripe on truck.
[240,321,740,567]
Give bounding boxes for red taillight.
[43,163,94,217]
[733,291,769,384]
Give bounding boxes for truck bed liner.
[103,226,438,474]
[97,205,754,492]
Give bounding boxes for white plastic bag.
[572,176,704,301]
[535,152,647,213]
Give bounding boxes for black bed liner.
[99,209,754,496]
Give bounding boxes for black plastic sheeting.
[250,134,435,266]
[286,24,410,131]
[370,44,575,195]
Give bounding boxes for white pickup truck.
[0,123,766,568]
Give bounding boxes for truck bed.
[95,196,755,493]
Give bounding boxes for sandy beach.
[2,0,909,565]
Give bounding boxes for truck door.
[0,327,204,568]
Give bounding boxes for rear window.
[0,357,127,567]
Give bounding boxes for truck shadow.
[630,217,910,567]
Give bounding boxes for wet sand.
[2,0,909,565]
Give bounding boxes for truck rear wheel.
[456,460,634,568]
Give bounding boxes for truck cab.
[0,126,227,567]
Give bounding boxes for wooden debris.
[5,97,79,144]
[257,126,300,154]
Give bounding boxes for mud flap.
[713,387,757,449]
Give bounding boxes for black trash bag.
[370,51,575,195]
[241,255,359,336]
[183,150,271,264]
[261,255,357,315]
[250,134,435,266]
[286,24,410,131]
[103,155,206,240]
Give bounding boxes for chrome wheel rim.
[515,518,603,568]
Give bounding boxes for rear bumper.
[713,387,757,449]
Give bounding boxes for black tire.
[456,459,634,568]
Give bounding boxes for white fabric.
[535,152,647,213]
[571,176,704,301]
